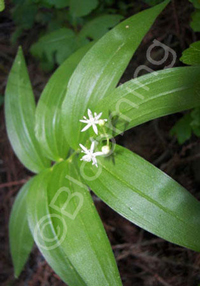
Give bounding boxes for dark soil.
[1,1,200,286]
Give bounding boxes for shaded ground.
[1,0,200,285]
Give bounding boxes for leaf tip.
[15,46,25,64]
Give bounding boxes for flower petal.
[96,112,102,120]
[80,119,89,123]
[90,141,96,153]
[87,109,93,119]
[92,124,98,135]
[81,154,91,162]
[94,151,104,156]
[81,124,91,132]
[79,144,88,153]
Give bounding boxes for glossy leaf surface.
[96,66,200,137]
[61,1,169,149]
[81,144,200,252]
[27,161,122,286]
[9,179,34,277]
[5,47,50,173]
[35,44,94,161]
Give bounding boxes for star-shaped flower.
[79,141,104,167]
[79,109,107,135]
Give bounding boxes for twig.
[0,179,28,189]
[113,238,164,250]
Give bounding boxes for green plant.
[189,0,200,32]
[170,0,200,144]
[5,1,200,285]
[11,0,125,70]
[170,41,200,144]
[0,0,5,11]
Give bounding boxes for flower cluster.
[79,109,110,167]
[80,109,107,135]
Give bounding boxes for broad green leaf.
[191,10,200,32]
[35,43,94,161]
[9,179,34,277]
[0,0,5,11]
[5,47,50,173]
[96,66,200,137]
[180,41,200,66]
[31,28,76,67]
[170,113,192,144]
[77,14,123,46]
[81,144,200,252]
[70,0,98,17]
[27,160,122,286]
[61,1,170,149]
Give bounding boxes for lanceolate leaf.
[81,144,200,252]
[61,0,170,149]
[9,179,34,277]
[5,47,50,173]
[27,160,122,286]
[35,43,94,161]
[96,66,200,137]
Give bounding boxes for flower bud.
[101,145,110,155]
[98,119,106,126]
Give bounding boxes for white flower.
[79,141,104,167]
[80,109,107,135]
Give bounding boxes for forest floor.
[1,1,200,285]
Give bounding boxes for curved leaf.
[96,66,200,137]
[9,179,34,277]
[27,161,122,286]
[35,44,94,161]
[81,144,200,252]
[5,47,50,173]
[61,1,170,149]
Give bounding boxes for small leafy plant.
[11,0,124,70]
[5,1,200,285]
[170,41,200,143]
[189,0,200,32]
